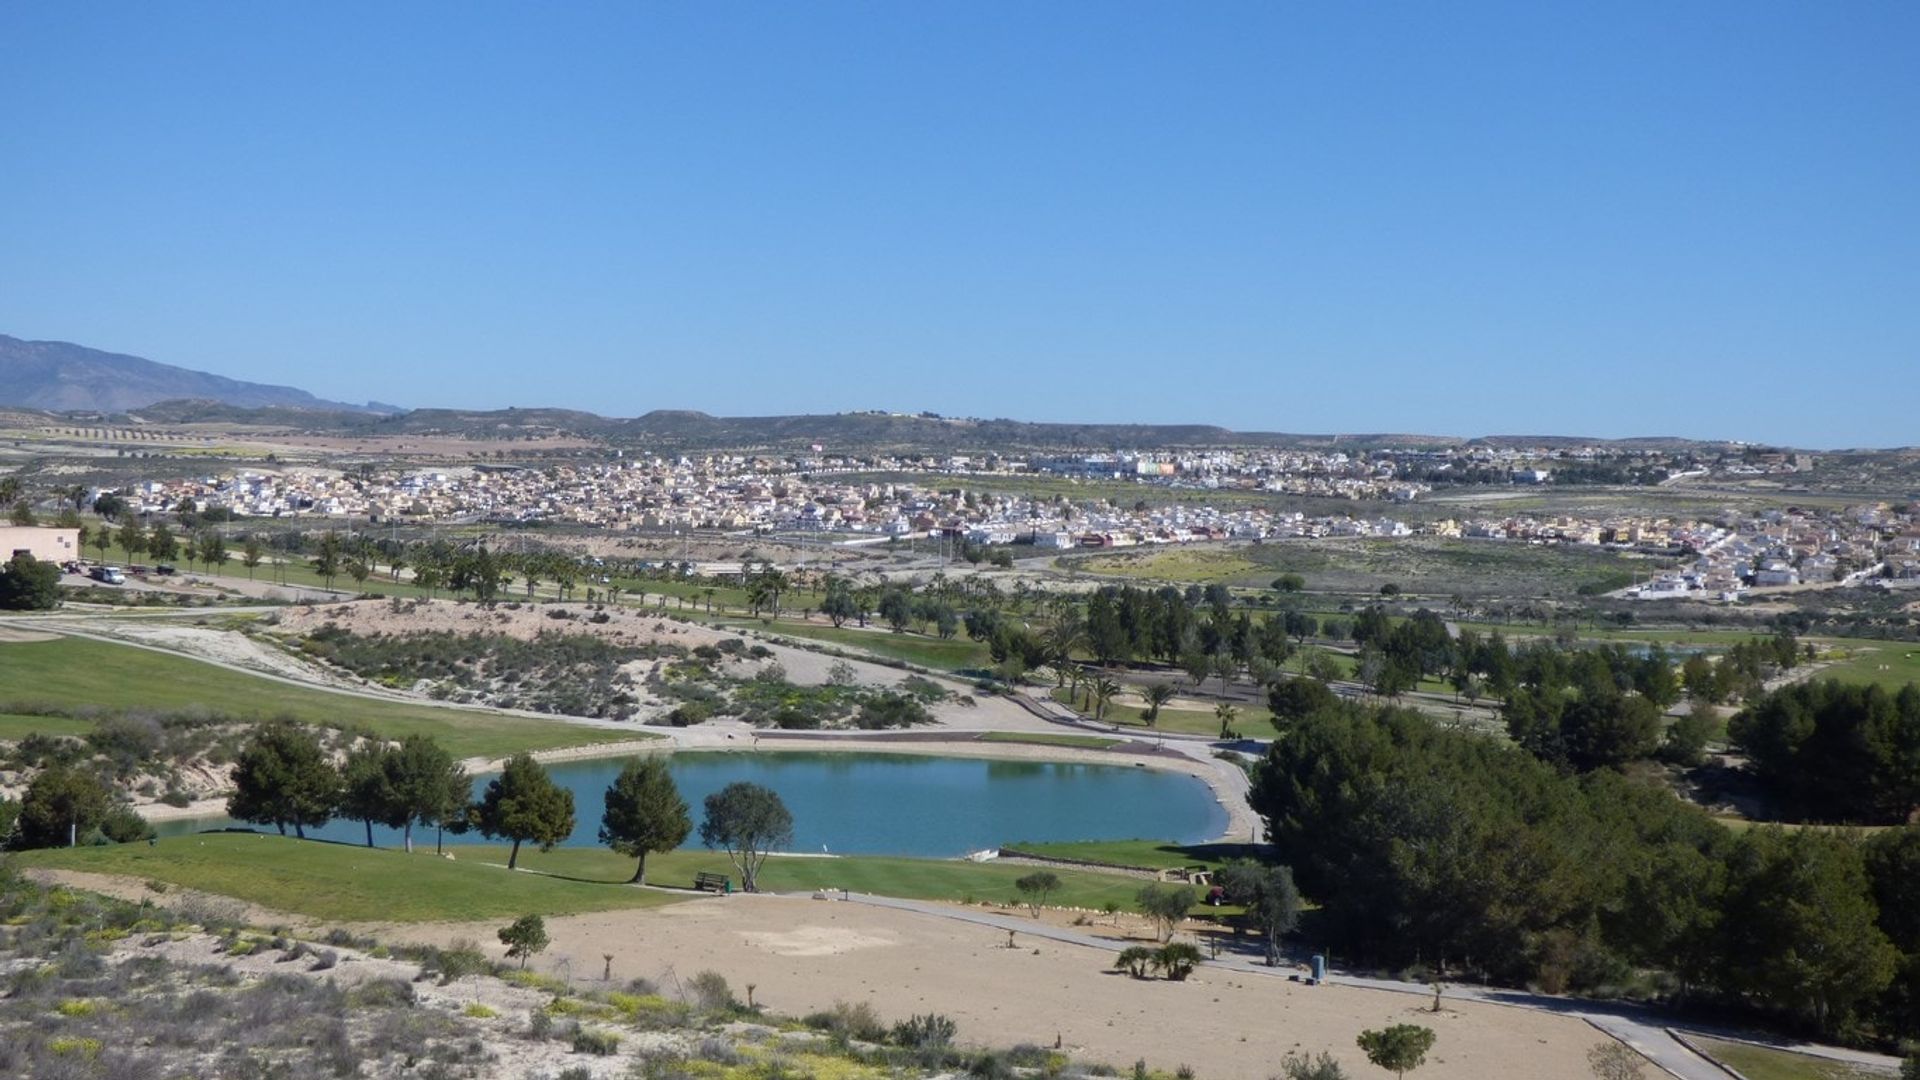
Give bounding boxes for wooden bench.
[693,871,731,893]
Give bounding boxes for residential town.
[87,451,1920,600]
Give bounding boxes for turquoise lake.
[155,751,1229,857]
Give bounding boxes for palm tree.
[1091,677,1120,723]
[1215,702,1239,740]
[1143,684,1177,727]
[1043,621,1085,687]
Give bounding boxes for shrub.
[462,1003,498,1019]
[1115,946,1157,979]
[803,999,885,1043]
[686,969,737,1012]
[891,1012,958,1050]
[571,1025,622,1055]
[1155,942,1203,981]
[1278,1050,1350,1080]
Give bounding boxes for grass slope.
[17,834,686,923]
[19,834,1159,921]
[714,618,990,672]
[1687,1037,1887,1080]
[0,636,637,759]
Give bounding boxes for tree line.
[1250,695,1920,1043]
[218,724,796,889]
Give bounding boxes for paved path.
[820,894,1900,1080]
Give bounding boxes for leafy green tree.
[820,579,858,627]
[498,913,549,969]
[8,500,34,525]
[878,586,914,633]
[115,518,146,562]
[1272,573,1305,593]
[17,766,112,848]
[1716,825,1897,1032]
[227,722,342,839]
[1014,870,1061,917]
[0,552,61,611]
[1135,882,1196,942]
[196,530,227,572]
[1357,1024,1435,1079]
[386,735,464,853]
[1217,861,1302,965]
[599,756,691,885]
[340,742,404,848]
[147,522,178,564]
[313,531,343,587]
[473,753,576,870]
[1269,677,1339,727]
[698,781,792,892]
[242,537,264,579]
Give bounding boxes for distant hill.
[0,334,396,415]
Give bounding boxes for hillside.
[0,333,393,414]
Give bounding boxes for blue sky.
[2,3,1914,447]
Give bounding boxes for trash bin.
[1311,954,1326,982]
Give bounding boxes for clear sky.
[2,4,1914,447]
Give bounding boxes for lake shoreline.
[144,729,1256,849]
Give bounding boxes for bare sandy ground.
[271,597,731,649]
[379,895,1603,1080]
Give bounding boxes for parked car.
[153,564,177,576]
[88,566,126,585]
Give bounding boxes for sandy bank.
[376,895,1602,1080]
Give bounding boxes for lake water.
[154,751,1229,858]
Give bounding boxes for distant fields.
[1067,537,1674,598]
[0,636,635,759]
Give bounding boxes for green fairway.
[1050,687,1273,737]
[1812,641,1920,690]
[1005,839,1264,871]
[715,618,990,672]
[1686,1037,1885,1080]
[15,834,686,923]
[486,845,1153,911]
[0,636,641,759]
[975,731,1125,750]
[0,711,97,740]
[18,833,1159,920]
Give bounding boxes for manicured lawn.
[0,712,97,740]
[493,845,1152,911]
[1049,687,1273,738]
[1813,640,1920,690]
[0,636,640,759]
[16,834,687,923]
[1006,839,1265,871]
[1686,1037,1886,1080]
[716,618,991,672]
[975,731,1125,750]
[19,833,1159,919]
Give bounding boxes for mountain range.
[2,332,1766,452]
[0,334,395,415]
